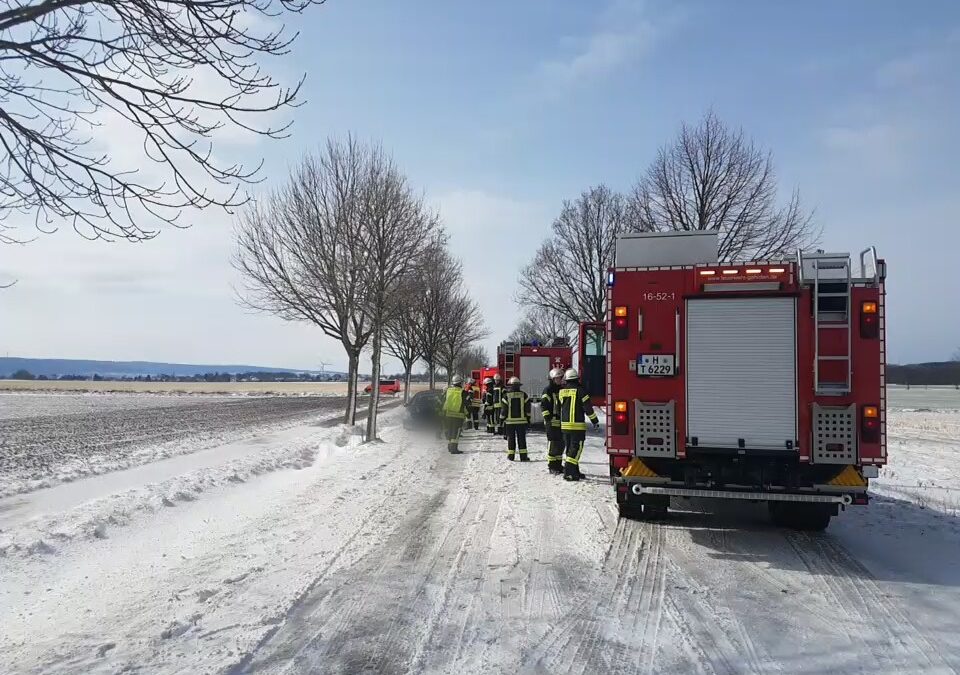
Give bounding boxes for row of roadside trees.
[512,112,821,341]
[233,136,485,440]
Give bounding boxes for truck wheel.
[792,505,832,532]
[618,502,642,520]
[768,502,792,528]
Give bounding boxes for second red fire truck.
[605,231,886,530]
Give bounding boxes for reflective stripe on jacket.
[558,385,598,431]
[541,384,562,428]
[500,390,530,425]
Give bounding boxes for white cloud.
[538,0,657,92]
[820,123,916,172]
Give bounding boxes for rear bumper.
[618,483,854,505]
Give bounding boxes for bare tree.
[630,111,819,261]
[516,185,628,326]
[383,274,424,405]
[358,151,441,442]
[415,240,461,390]
[0,0,324,244]
[952,347,960,362]
[438,290,487,386]
[233,137,373,425]
[508,309,576,346]
[455,344,488,380]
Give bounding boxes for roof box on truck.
[615,231,718,268]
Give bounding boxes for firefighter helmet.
[466,377,475,385]
[549,367,563,379]
[563,368,579,381]
[494,374,502,382]
[508,376,521,385]
[483,377,493,385]
[451,374,463,386]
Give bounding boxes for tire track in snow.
[786,532,954,673]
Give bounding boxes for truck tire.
[618,502,642,520]
[769,503,832,531]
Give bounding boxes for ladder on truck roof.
[501,342,518,382]
[799,251,852,395]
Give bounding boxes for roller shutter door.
[686,297,797,450]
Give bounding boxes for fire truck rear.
[497,339,572,425]
[607,231,886,530]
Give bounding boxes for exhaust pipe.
[631,483,644,496]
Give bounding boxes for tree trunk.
[427,358,436,390]
[344,350,359,425]
[403,365,413,404]
[366,325,382,442]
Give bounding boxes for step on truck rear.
[606,231,886,530]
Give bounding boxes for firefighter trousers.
[444,417,464,453]
[466,406,479,430]
[562,430,586,465]
[546,424,564,466]
[484,408,495,433]
[505,424,527,456]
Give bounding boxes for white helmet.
[483,377,493,385]
[451,374,463,386]
[564,368,579,381]
[493,373,502,382]
[466,377,475,385]
[549,367,563,379]
[508,376,521,385]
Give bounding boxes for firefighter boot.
[506,453,515,461]
[519,452,530,462]
[563,462,582,481]
[548,461,563,475]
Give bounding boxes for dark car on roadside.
[404,390,441,430]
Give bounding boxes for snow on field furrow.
[0,395,351,498]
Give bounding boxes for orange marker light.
[862,301,878,314]
[699,270,715,276]
[614,306,628,317]
[863,406,879,418]
[746,268,762,274]
[722,269,739,275]
[614,401,628,413]
[768,267,786,274]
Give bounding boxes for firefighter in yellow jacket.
[499,376,531,461]
[440,374,468,454]
[557,368,600,481]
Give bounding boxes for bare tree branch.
[1,0,325,243]
[516,184,628,327]
[629,111,820,261]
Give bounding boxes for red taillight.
[861,404,880,443]
[860,300,879,339]
[613,306,628,340]
[613,400,629,435]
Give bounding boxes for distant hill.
[887,361,960,386]
[0,357,342,379]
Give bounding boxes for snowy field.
[1,392,959,674]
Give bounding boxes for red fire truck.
[607,231,886,530]
[471,366,499,405]
[497,339,572,424]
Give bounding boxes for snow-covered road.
[2,393,960,674]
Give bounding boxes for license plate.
[637,354,675,376]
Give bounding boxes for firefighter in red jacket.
[558,368,600,481]
[499,376,531,461]
[541,367,565,474]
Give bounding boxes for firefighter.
[463,377,480,431]
[499,376,531,461]
[491,374,505,436]
[558,368,600,481]
[541,367,565,474]
[482,377,496,433]
[440,374,469,453]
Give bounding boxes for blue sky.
[1,0,958,370]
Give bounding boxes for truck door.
[685,297,798,451]
[579,322,606,406]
